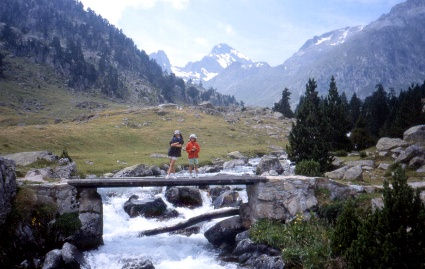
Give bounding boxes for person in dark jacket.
[166,130,184,179]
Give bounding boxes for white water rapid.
[84,158,293,269]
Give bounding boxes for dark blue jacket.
[168,136,184,157]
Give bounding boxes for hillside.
[0,105,292,176]
[205,0,425,106]
[0,0,238,107]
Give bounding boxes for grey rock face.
[223,159,246,169]
[42,249,64,269]
[396,144,425,163]
[124,195,168,218]
[325,166,349,180]
[256,155,284,175]
[404,125,425,145]
[409,156,425,169]
[343,166,363,181]
[252,254,285,269]
[61,242,86,269]
[378,163,391,170]
[376,137,408,151]
[371,197,384,212]
[345,160,375,168]
[0,157,17,226]
[54,161,77,179]
[121,258,155,269]
[114,164,161,177]
[213,190,242,209]
[209,186,231,201]
[227,151,246,160]
[204,216,245,247]
[28,183,79,215]
[1,151,58,166]
[165,187,202,208]
[247,177,318,222]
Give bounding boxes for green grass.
[0,106,288,175]
[0,55,290,176]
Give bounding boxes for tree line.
[273,77,425,171]
[0,0,238,106]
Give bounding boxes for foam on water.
[84,158,291,269]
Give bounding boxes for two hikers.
[166,130,200,179]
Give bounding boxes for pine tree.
[287,78,332,172]
[347,168,425,268]
[350,115,375,150]
[273,88,294,118]
[362,84,390,138]
[323,76,351,151]
[348,93,362,129]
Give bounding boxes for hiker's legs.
[168,158,176,175]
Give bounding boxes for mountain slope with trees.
[0,0,238,107]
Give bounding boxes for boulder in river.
[61,242,86,269]
[204,216,245,247]
[223,159,246,169]
[121,258,155,269]
[124,195,168,218]
[165,187,202,208]
[227,151,247,160]
[213,190,242,209]
[114,164,161,177]
[42,249,64,269]
[256,155,284,175]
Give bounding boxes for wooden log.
[138,208,239,237]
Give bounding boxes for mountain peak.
[149,50,171,73]
[210,43,233,54]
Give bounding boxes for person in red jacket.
[186,134,200,178]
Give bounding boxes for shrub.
[53,212,81,237]
[295,160,321,177]
[333,150,348,157]
[318,200,346,225]
[359,151,367,158]
[250,215,333,268]
[331,168,425,268]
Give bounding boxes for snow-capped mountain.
[149,50,172,73]
[171,43,254,82]
[207,0,425,106]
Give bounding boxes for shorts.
[188,158,199,165]
[168,156,178,160]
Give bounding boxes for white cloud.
[225,25,235,35]
[80,0,190,25]
[194,37,209,47]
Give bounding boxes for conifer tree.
[273,88,294,118]
[287,78,332,171]
[348,93,362,128]
[347,168,425,268]
[323,76,351,151]
[362,84,389,138]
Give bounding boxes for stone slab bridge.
[67,175,268,188]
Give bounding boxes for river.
[84,158,292,269]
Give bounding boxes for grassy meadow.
[0,106,288,176]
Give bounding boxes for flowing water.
[84,158,293,269]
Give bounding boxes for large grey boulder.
[227,151,247,160]
[61,242,86,269]
[204,216,245,247]
[252,254,285,269]
[2,151,58,166]
[247,176,318,223]
[256,156,284,175]
[28,183,79,215]
[324,166,349,180]
[343,166,363,181]
[396,145,425,163]
[223,159,246,169]
[346,160,375,168]
[376,137,408,151]
[0,157,17,226]
[165,187,202,208]
[54,161,77,179]
[42,249,64,269]
[121,258,155,269]
[213,190,242,209]
[404,125,425,145]
[114,164,161,177]
[123,195,168,218]
[409,156,425,169]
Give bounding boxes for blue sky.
[79,0,405,67]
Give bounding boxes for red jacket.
[186,141,200,159]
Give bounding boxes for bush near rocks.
[295,160,321,177]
